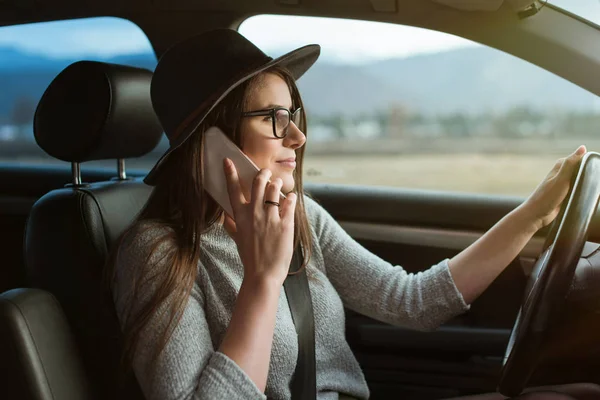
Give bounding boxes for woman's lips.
[277,159,296,169]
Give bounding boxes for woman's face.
[240,72,306,194]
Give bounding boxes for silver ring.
[264,200,280,207]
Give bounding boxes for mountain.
[0,47,156,124]
[0,45,597,127]
[298,46,597,115]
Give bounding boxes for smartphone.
[202,126,285,218]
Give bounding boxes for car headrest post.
[72,162,82,186]
[117,159,127,180]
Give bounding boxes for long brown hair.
[106,66,313,377]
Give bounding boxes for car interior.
[1,0,600,399]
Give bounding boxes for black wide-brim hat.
[144,29,321,185]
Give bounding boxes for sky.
[0,1,598,63]
[239,1,600,63]
[0,18,153,58]
[239,16,477,64]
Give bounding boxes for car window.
[0,17,162,170]
[239,15,600,197]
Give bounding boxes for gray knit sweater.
[113,196,469,400]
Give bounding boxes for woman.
[110,29,597,399]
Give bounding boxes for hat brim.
[143,44,320,185]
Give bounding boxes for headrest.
[34,61,163,163]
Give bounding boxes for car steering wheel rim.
[498,152,600,397]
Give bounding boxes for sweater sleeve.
[112,223,266,400]
[304,196,470,331]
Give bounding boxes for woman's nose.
[283,122,306,150]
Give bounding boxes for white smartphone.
[202,126,286,218]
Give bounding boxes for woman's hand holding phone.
[218,159,296,390]
[223,158,296,287]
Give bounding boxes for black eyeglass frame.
[241,106,303,138]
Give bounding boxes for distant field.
[303,154,565,196]
[301,137,598,196]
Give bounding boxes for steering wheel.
[498,152,600,397]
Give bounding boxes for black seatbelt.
[283,248,316,400]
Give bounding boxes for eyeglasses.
[241,107,303,139]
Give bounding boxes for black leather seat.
[0,288,92,400]
[22,61,163,399]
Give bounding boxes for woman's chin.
[281,177,295,194]
[268,168,295,194]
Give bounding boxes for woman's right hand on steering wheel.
[223,158,296,286]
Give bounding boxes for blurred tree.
[491,106,545,138]
[11,96,36,138]
[562,111,600,137]
[373,110,390,137]
[388,103,409,138]
[319,113,345,138]
[438,113,471,137]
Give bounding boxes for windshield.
[550,0,600,25]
